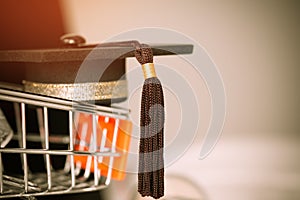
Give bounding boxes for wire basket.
[0,86,131,199]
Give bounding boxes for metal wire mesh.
[0,87,129,198]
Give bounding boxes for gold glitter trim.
[142,63,156,79]
[23,80,128,101]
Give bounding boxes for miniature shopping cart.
[0,85,131,199]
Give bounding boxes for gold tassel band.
[142,63,156,79]
[23,80,128,101]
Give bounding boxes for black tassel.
[81,40,165,198]
[135,45,165,199]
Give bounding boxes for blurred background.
[1,0,299,199]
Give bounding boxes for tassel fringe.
[138,77,164,199]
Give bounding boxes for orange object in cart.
[74,113,132,180]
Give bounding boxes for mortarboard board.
[0,37,192,105]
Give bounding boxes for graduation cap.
[0,35,193,199]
